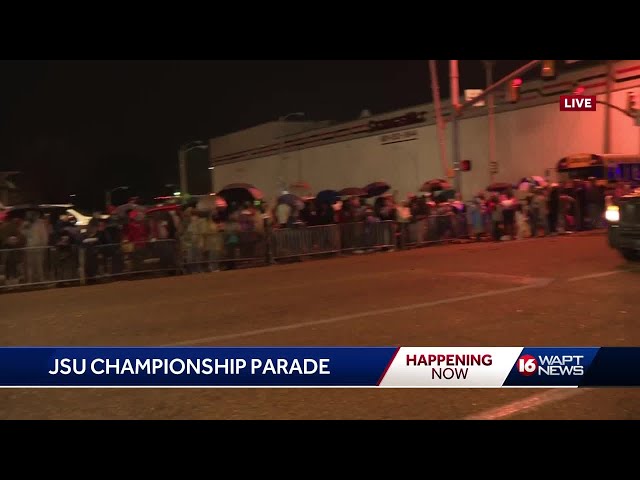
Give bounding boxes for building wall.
[212,62,640,204]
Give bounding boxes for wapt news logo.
[503,348,598,387]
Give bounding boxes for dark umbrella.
[220,182,256,190]
[277,193,305,210]
[420,179,452,192]
[338,187,368,197]
[217,186,264,207]
[433,189,456,201]
[364,181,391,198]
[487,182,513,192]
[315,190,340,205]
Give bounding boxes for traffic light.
[541,60,556,78]
[460,160,471,171]
[507,78,522,103]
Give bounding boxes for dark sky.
[0,59,554,209]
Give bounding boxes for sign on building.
[489,161,498,174]
[464,89,485,107]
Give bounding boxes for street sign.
[489,161,498,174]
[464,89,485,107]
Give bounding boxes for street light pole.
[178,141,208,196]
[484,60,497,183]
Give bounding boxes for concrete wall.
[215,88,640,205]
[212,61,640,204]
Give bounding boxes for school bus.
[556,153,640,185]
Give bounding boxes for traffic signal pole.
[449,61,462,192]
[450,60,541,198]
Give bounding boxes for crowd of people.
[0,178,634,288]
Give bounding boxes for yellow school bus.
[557,153,640,185]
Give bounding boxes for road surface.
[1,231,639,420]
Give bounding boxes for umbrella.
[315,189,340,205]
[220,182,256,190]
[364,181,391,197]
[420,179,452,192]
[338,187,368,197]
[288,181,313,196]
[433,189,456,201]
[524,176,548,187]
[277,193,305,210]
[146,204,179,216]
[217,186,263,207]
[486,182,513,192]
[196,195,227,211]
[518,182,532,192]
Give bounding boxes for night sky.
[0,59,577,210]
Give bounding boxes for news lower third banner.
[0,347,639,388]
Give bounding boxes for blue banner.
[1,346,639,388]
[0,347,398,387]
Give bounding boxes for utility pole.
[429,60,450,177]
[604,61,614,153]
[449,60,462,193]
[484,60,497,184]
[178,147,188,196]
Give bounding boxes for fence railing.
[0,211,601,291]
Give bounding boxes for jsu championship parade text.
[48,357,331,376]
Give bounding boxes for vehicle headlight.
[605,205,620,222]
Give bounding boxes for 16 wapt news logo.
[517,354,585,377]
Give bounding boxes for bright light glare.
[173,191,181,196]
[605,205,620,222]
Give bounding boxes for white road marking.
[464,388,584,420]
[170,276,553,346]
[567,269,636,282]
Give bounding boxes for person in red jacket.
[124,210,149,270]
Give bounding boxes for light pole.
[105,185,129,210]
[178,140,208,196]
[483,60,497,183]
[277,112,305,191]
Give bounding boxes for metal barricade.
[0,245,81,290]
[181,232,268,272]
[339,221,396,252]
[83,239,180,282]
[271,224,341,260]
[398,213,473,249]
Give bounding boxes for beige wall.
[215,88,640,205]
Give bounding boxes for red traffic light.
[460,160,472,171]
[507,79,522,103]
[541,60,556,78]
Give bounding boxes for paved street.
[1,231,639,420]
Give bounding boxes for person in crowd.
[0,217,25,284]
[488,194,503,241]
[275,202,292,229]
[515,203,531,239]
[529,187,549,237]
[22,210,49,284]
[81,218,102,283]
[467,195,485,241]
[547,183,560,235]
[124,210,149,271]
[500,190,517,240]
